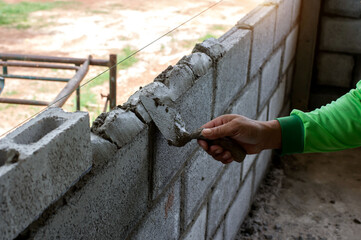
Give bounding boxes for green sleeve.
[277,80,361,154]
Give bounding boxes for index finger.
[201,114,238,128]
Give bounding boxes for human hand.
[197,114,281,164]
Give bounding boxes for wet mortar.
[236,147,361,240]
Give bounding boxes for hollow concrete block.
[34,127,149,239]
[212,222,224,240]
[324,0,361,18]
[237,5,277,78]
[253,150,272,196]
[283,25,299,74]
[242,154,258,181]
[183,205,207,240]
[0,108,91,240]
[269,76,286,120]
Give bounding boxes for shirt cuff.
[276,115,304,155]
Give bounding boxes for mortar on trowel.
[140,95,246,163]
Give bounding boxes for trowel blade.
[140,95,186,143]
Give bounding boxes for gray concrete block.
[214,29,251,116]
[34,127,149,239]
[242,154,258,181]
[283,25,299,73]
[269,0,294,47]
[153,71,213,199]
[253,149,272,196]
[207,162,241,238]
[292,0,302,26]
[317,52,354,88]
[192,38,226,62]
[91,109,145,148]
[224,171,252,240]
[353,56,361,87]
[178,52,212,78]
[324,0,361,18]
[259,47,283,108]
[269,76,286,120]
[132,180,180,240]
[90,133,117,168]
[238,5,277,78]
[212,222,224,240]
[183,205,207,240]
[184,150,223,226]
[258,105,269,122]
[320,17,361,54]
[0,108,91,240]
[227,76,259,119]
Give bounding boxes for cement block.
[132,180,180,240]
[283,25,299,73]
[227,76,259,119]
[214,29,251,116]
[212,222,224,240]
[0,108,91,240]
[192,38,226,62]
[317,52,354,88]
[324,0,361,18]
[259,47,283,109]
[184,150,223,226]
[353,56,361,87]
[242,154,258,181]
[269,76,286,120]
[270,0,294,47]
[91,109,145,148]
[224,171,252,240]
[238,5,277,78]
[207,162,241,238]
[90,133,117,168]
[320,17,361,54]
[183,205,207,240]
[34,128,149,239]
[178,52,212,78]
[292,0,302,25]
[258,105,269,122]
[153,71,213,199]
[253,149,272,196]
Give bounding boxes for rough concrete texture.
[34,128,149,239]
[238,148,361,239]
[324,0,361,18]
[184,150,223,226]
[153,71,213,199]
[207,162,241,238]
[214,29,251,116]
[178,52,212,78]
[182,205,207,240]
[213,222,224,240]
[270,0,294,48]
[269,76,286,120]
[292,0,302,26]
[131,180,180,240]
[227,76,259,119]
[225,171,253,240]
[253,150,272,197]
[259,47,283,109]
[0,108,91,240]
[317,52,354,88]
[238,5,277,78]
[320,17,361,54]
[90,133,117,168]
[283,25,299,74]
[91,108,145,148]
[192,38,226,62]
[242,153,258,181]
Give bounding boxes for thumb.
[202,123,234,140]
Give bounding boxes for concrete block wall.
[0,0,301,239]
[311,0,361,108]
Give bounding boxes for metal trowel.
[140,95,246,163]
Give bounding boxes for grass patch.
[0,0,74,28]
[211,25,227,31]
[3,90,18,96]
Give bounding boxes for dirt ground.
[236,148,361,240]
[0,0,262,136]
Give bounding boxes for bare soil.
[237,148,361,240]
[0,0,262,135]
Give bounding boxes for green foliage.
[117,46,138,70]
[0,0,73,27]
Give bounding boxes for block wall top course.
[324,0,361,18]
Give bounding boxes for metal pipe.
[0,74,69,82]
[0,98,49,106]
[50,57,90,108]
[0,53,109,67]
[109,54,117,110]
[0,61,80,70]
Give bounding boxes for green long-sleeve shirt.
[277,80,361,154]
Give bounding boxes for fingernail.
[215,149,222,154]
[202,128,211,135]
